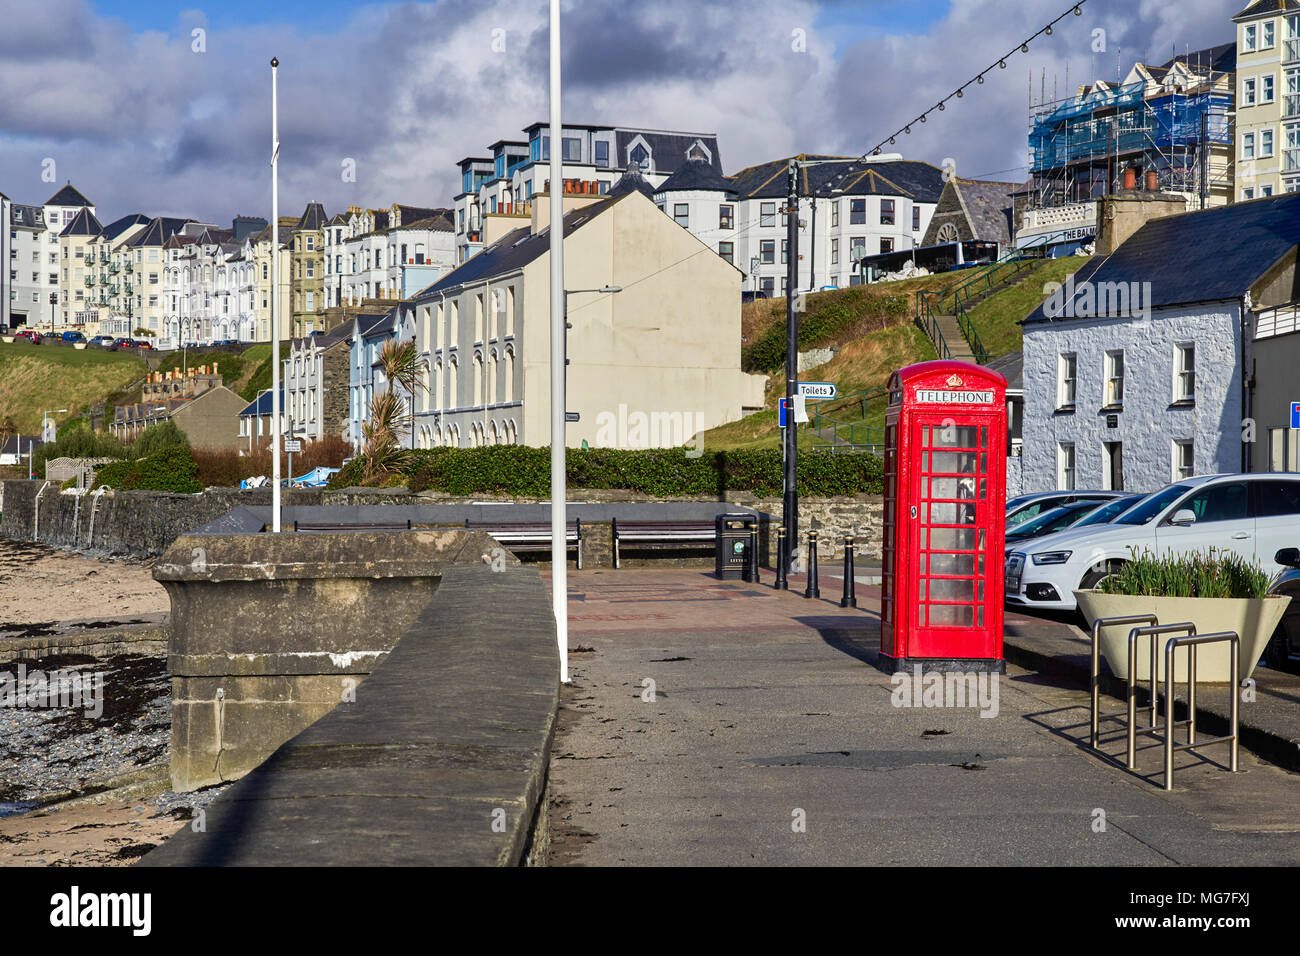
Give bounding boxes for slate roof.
[413,196,624,301]
[101,213,150,241]
[394,205,442,226]
[726,155,946,202]
[44,183,92,207]
[60,207,103,237]
[955,179,1018,245]
[11,204,45,229]
[129,217,193,248]
[1158,42,1237,74]
[984,351,1023,391]
[1024,192,1300,324]
[360,310,399,339]
[1233,0,1300,21]
[238,388,283,418]
[391,211,455,232]
[1,436,43,457]
[296,202,328,231]
[655,159,737,195]
[608,168,657,199]
[614,129,723,176]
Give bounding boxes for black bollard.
[804,529,820,599]
[840,535,857,608]
[774,526,787,590]
[747,525,759,583]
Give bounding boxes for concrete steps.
[933,314,975,362]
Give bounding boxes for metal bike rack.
[1162,631,1240,792]
[1089,613,1158,749]
[1125,622,1197,769]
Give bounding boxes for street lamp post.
[270,56,283,533]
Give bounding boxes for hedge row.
[327,446,883,498]
[93,445,204,494]
[743,288,909,371]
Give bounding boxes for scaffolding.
[1028,79,1232,208]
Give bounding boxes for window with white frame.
[830,239,839,265]
[673,204,689,228]
[1058,352,1077,408]
[1173,344,1195,402]
[1244,23,1257,52]
[1104,350,1124,406]
[1244,77,1257,107]
[1264,19,1276,48]
[1263,74,1275,104]
[1243,131,1256,160]
[1262,128,1275,157]
[1173,440,1194,481]
[831,203,839,228]
[1058,443,1076,491]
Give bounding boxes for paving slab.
[547,569,1300,866]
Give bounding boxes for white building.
[4,183,95,330]
[322,204,456,310]
[1020,193,1300,494]
[654,153,943,293]
[454,124,723,264]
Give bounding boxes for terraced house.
[1233,0,1300,198]
[454,123,723,264]
[654,153,944,294]
[290,202,327,338]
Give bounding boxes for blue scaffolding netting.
[1030,82,1231,174]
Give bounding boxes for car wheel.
[1079,564,1120,591]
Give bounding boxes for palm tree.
[361,388,410,480]
[378,338,429,450]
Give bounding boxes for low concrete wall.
[142,563,558,867]
[1,479,884,562]
[154,528,506,791]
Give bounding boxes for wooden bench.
[611,518,719,569]
[466,519,583,569]
[292,520,412,533]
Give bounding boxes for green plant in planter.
[1098,548,1270,600]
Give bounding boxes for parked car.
[1004,500,1116,553]
[1006,490,1125,527]
[61,331,86,344]
[133,339,156,351]
[1265,548,1300,674]
[112,337,135,349]
[1006,475,1300,612]
[88,334,116,349]
[14,330,41,344]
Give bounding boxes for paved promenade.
[547,568,1300,866]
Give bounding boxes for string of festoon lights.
[816,1,1089,191]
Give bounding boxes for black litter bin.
[715,513,757,582]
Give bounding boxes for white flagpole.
[549,0,569,683]
[270,57,282,533]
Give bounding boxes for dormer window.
[630,144,650,170]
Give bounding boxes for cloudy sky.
[0,0,1243,225]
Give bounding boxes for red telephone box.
[879,360,1007,673]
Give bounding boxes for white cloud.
[0,0,1245,222]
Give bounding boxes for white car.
[1005,473,1300,612]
